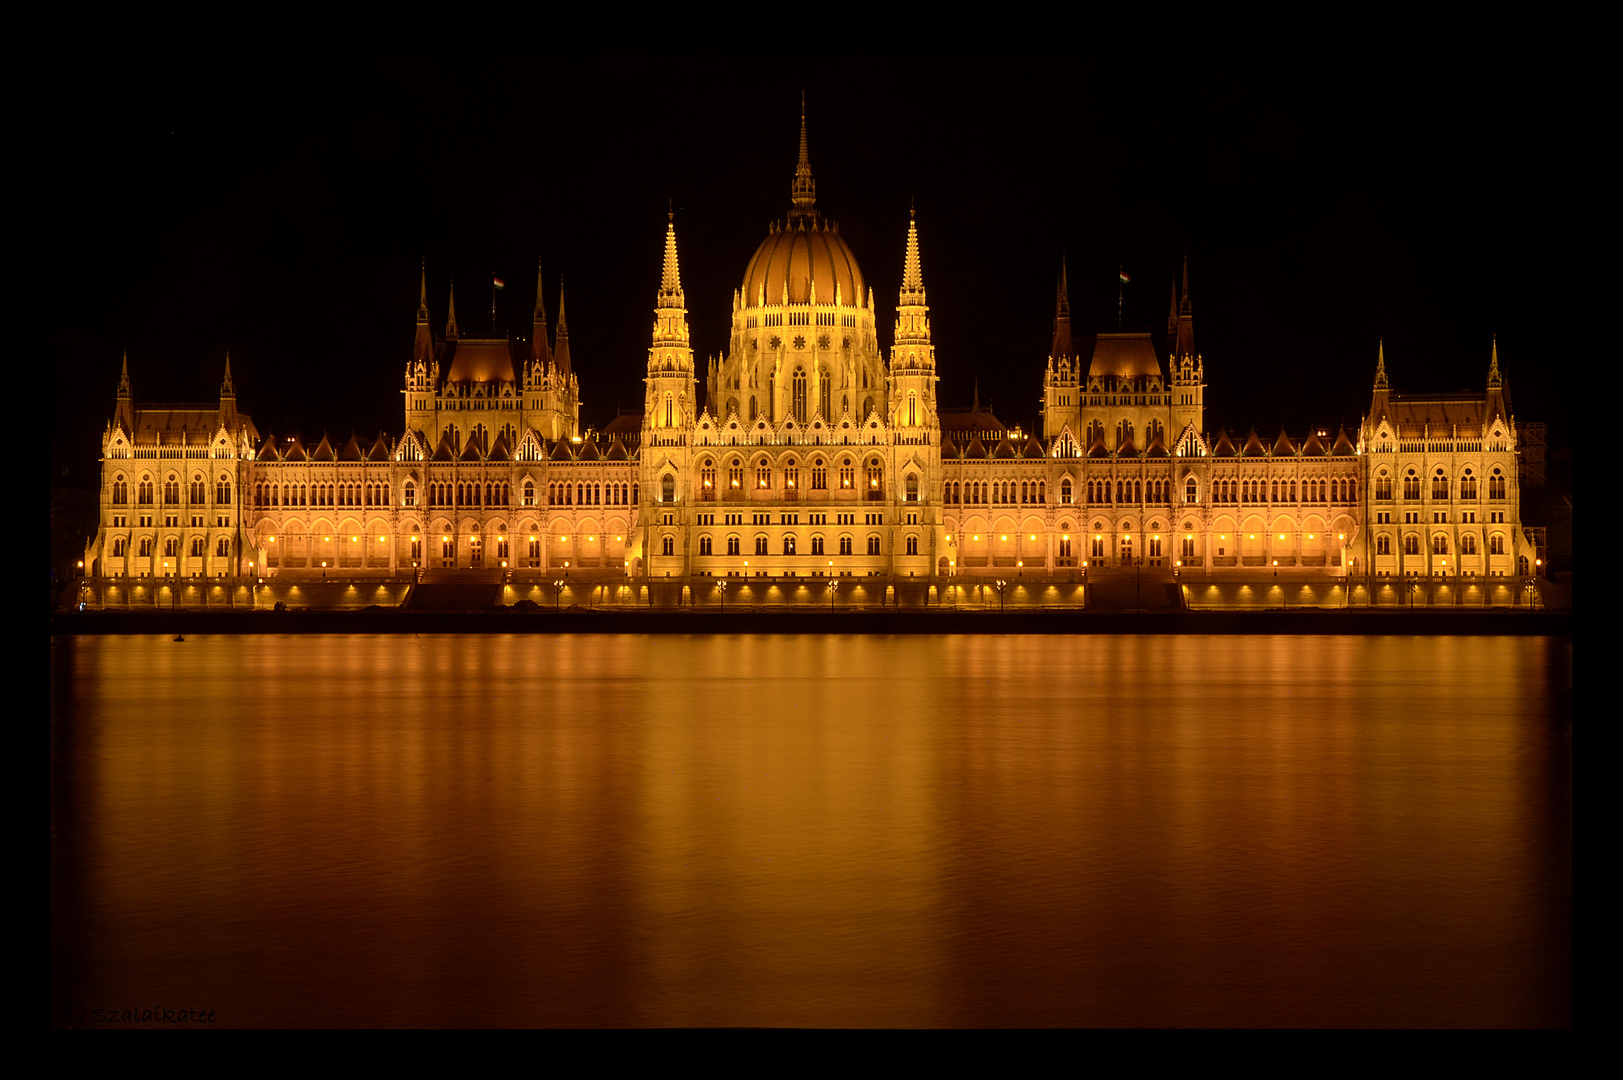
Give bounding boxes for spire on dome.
[790,90,816,217]
[117,350,131,397]
[446,280,460,341]
[1051,260,1073,359]
[221,351,235,397]
[1488,335,1502,389]
[1374,339,1388,391]
[417,258,429,322]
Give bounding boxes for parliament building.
[85,112,1542,601]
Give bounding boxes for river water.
[50,633,1571,1027]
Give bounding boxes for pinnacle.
[900,210,924,295]
[660,213,683,300]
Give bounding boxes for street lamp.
[994,579,1008,613]
[717,578,726,612]
[553,579,565,612]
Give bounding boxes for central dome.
[741,217,865,309]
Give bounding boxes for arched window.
[1461,534,1478,555]
[905,475,919,502]
[1490,534,1505,555]
[1432,470,1449,500]
[792,368,808,424]
[1432,534,1449,555]
[1403,470,1420,500]
[1460,470,1478,500]
[1185,477,1198,503]
[905,535,919,555]
[1489,469,1506,500]
[661,474,675,503]
[1404,534,1420,556]
[782,535,797,556]
[1062,479,1073,504]
[1377,535,1391,555]
[661,535,674,556]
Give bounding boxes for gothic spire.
[1488,334,1502,389]
[221,351,235,397]
[659,208,684,307]
[1050,260,1073,359]
[900,205,925,301]
[894,209,931,352]
[446,279,460,341]
[1374,339,1388,391]
[553,283,571,378]
[1174,251,1195,357]
[531,256,551,366]
[790,91,816,217]
[117,350,131,397]
[413,258,434,364]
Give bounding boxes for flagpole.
[1118,265,1123,328]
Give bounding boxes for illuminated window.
[782,535,797,556]
[1489,470,1506,499]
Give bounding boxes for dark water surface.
[51,634,1571,1027]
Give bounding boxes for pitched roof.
[1272,429,1297,456]
[1388,393,1487,435]
[1087,332,1162,382]
[337,434,364,462]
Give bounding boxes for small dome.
[741,216,864,309]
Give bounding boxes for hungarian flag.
[493,276,505,290]
[1119,269,1131,284]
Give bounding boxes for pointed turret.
[644,213,696,434]
[890,208,937,431]
[553,284,571,378]
[1485,335,1509,427]
[1051,260,1073,359]
[1167,280,1179,357]
[530,257,551,369]
[658,209,685,310]
[790,90,815,218]
[445,279,460,341]
[1174,252,1195,358]
[115,350,135,433]
[221,352,235,399]
[413,259,434,365]
[1369,339,1392,427]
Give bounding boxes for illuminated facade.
[85,111,1539,591]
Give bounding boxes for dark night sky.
[51,52,1577,483]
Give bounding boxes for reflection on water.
[51,634,1571,1027]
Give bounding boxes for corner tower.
[888,208,938,437]
[644,213,697,435]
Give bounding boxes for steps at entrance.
[405,568,504,610]
[1086,570,1182,611]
